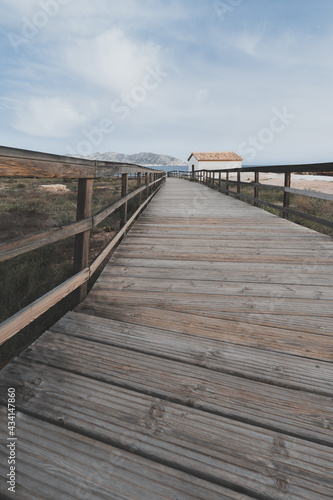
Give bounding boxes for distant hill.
[69,151,187,168]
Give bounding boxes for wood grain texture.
[13,331,333,445]
[0,177,332,499]
[53,311,333,396]
[1,363,333,500]
[0,145,165,178]
[0,408,245,500]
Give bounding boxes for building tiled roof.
[188,152,243,162]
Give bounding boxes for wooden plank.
[105,258,333,285]
[0,218,92,263]
[76,287,333,318]
[76,301,333,361]
[117,239,333,254]
[0,409,242,500]
[121,235,333,250]
[1,362,333,500]
[0,269,89,345]
[52,311,333,395]
[17,331,333,445]
[112,248,332,264]
[83,275,333,300]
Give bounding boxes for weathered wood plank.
[103,261,333,287]
[52,311,333,395]
[82,275,333,300]
[80,286,333,317]
[17,331,333,444]
[76,302,333,361]
[113,248,332,264]
[1,362,333,500]
[0,408,243,500]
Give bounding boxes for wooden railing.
[172,163,333,230]
[0,146,166,345]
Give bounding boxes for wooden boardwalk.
[1,177,333,499]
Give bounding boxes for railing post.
[192,165,195,179]
[137,172,142,206]
[237,171,241,198]
[145,172,149,198]
[149,173,152,195]
[283,172,291,219]
[121,173,128,227]
[219,172,221,192]
[73,178,94,303]
[226,172,229,195]
[254,171,259,207]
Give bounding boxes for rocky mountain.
[70,151,187,167]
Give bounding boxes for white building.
[188,152,243,174]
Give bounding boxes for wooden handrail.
[175,162,333,230]
[0,177,162,263]
[0,186,163,345]
[0,146,166,344]
[0,145,162,178]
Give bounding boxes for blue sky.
[1,0,333,164]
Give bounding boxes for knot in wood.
[149,402,165,420]
[274,475,289,492]
[273,438,288,456]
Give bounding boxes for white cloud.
[233,33,262,57]
[13,97,86,137]
[66,28,161,93]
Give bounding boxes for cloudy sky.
[1,0,333,164]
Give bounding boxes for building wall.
[188,158,242,173]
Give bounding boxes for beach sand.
[233,173,333,195]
